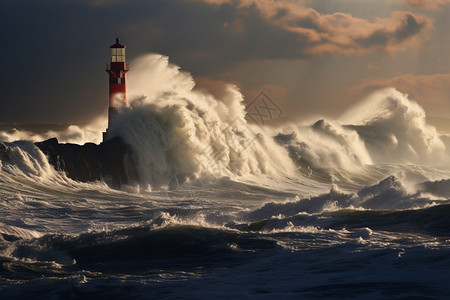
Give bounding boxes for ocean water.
[1,55,450,299]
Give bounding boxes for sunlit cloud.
[191,0,433,58]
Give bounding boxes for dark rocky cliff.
[35,137,139,187]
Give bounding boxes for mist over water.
[0,119,106,145]
[1,54,450,298]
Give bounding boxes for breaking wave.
[1,53,450,192]
[91,54,450,189]
[107,54,297,187]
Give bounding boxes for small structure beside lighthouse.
[103,38,129,141]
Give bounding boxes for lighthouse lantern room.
[103,38,129,141]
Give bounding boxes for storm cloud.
[0,0,439,124]
[192,0,433,56]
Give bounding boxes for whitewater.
[1,54,450,299]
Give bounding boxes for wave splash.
[1,54,450,191]
[102,55,450,189]
[277,89,449,179]
[2,54,450,299]
[107,54,296,188]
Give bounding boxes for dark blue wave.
[8,225,278,276]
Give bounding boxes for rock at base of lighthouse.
[35,136,139,187]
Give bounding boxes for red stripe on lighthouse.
[103,38,130,142]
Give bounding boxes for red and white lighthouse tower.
[103,38,129,141]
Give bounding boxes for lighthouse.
[103,38,129,141]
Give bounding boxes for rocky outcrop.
[35,137,138,187]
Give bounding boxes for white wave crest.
[108,54,296,187]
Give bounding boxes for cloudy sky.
[1,0,450,124]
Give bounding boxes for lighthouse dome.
[110,38,126,48]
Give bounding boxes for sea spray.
[108,54,297,187]
[1,56,449,191]
[342,88,447,165]
[0,141,56,180]
[0,117,106,145]
[275,88,449,186]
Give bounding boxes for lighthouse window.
[110,48,125,62]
